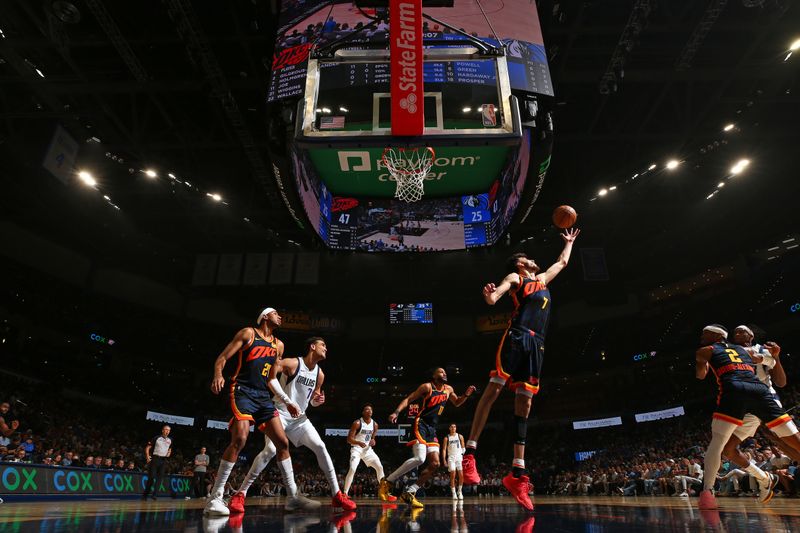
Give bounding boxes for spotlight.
[609,186,617,190]
[207,192,222,202]
[730,159,750,175]
[723,123,735,132]
[717,182,725,188]
[462,107,472,113]
[77,171,96,187]
[144,169,157,178]
[103,195,110,201]
[666,160,680,170]
[321,107,331,114]
[598,188,608,196]
[339,107,349,113]
[168,173,177,179]
[648,163,656,170]
[790,38,800,52]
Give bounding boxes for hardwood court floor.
[0,495,798,532]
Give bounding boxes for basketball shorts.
[714,381,797,438]
[350,446,382,469]
[230,384,278,431]
[412,419,439,451]
[447,454,463,472]
[279,415,325,449]
[490,327,545,395]
[733,393,785,440]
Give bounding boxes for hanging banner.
[635,406,685,423]
[390,0,424,136]
[572,417,623,430]
[145,411,195,427]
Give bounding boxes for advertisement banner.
[207,419,254,432]
[145,411,195,427]
[324,428,402,437]
[279,312,345,333]
[476,312,512,333]
[572,417,623,430]
[0,463,192,498]
[635,406,685,423]
[390,0,424,136]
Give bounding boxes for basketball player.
[229,336,356,513]
[379,368,475,508]
[461,228,580,511]
[441,424,465,500]
[343,404,396,501]
[205,307,317,516]
[695,324,800,510]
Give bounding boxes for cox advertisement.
[0,463,191,498]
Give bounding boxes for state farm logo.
[399,93,418,113]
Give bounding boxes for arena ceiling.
[0,0,797,294]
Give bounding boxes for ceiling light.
[321,107,331,114]
[666,160,680,170]
[339,107,348,113]
[144,169,157,178]
[207,193,222,202]
[598,188,608,196]
[717,182,725,188]
[103,195,110,201]
[723,123,735,132]
[609,186,617,191]
[730,158,750,174]
[462,107,472,113]
[77,171,96,187]
[648,164,656,170]
[316,108,321,113]
[184,181,191,187]
[34,68,45,78]
[168,173,177,179]
[790,39,800,52]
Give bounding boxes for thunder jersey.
[417,383,450,426]
[354,418,374,448]
[277,357,320,415]
[447,434,462,457]
[510,276,551,338]
[232,328,278,393]
[708,342,762,388]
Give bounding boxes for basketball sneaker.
[285,494,322,511]
[332,511,357,531]
[757,473,779,504]
[515,516,536,533]
[228,491,246,514]
[332,490,357,511]
[203,496,231,516]
[378,478,393,501]
[451,488,458,500]
[698,489,717,510]
[502,473,534,512]
[400,491,424,509]
[457,488,464,500]
[462,454,481,485]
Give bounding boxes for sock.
[407,483,419,494]
[211,460,235,499]
[465,441,477,455]
[512,458,525,478]
[702,432,725,492]
[278,458,298,497]
[239,446,276,495]
[744,461,768,482]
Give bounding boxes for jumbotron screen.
[389,303,434,324]
[290,130,531,252]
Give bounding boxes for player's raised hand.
[388,412,398,424]
[482,283,497,297]
[211,375,225,395]
[561,227,580,243]
[764,341,781,357]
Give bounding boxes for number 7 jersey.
[510,277,551,338]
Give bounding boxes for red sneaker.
[503,473,534,511]
[515,516,536,533]
[332,511,357,530]
[228,491,246,514]
[333,490,357,511]
[386,494,398,502]
[462,454,481,485]
[228,513,244,530]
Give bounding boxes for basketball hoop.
[381,147,435,203]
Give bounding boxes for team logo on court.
[399,93,418,113]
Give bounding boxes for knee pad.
[514,415,527,446]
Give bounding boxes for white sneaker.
[452,490,458,500]
[203,497,230,516]
[757,473,779,504]
[202,516,229,533]
[285,494,322,511]
[457,490,464,500]
[679,491,689,498]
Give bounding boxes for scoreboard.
[389,303,434,324]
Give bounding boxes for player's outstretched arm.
[211,328,253,394]
[346,420,364,447]
[695,347,712,379]
[389,383,431,423]
[483,273,518,305]
[448,385,476,407]
[268,356,301,417]
[539,228,580,285]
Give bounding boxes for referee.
[142,425,172,500]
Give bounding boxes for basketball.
[552,205,577,229]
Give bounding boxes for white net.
[381,147,435,203]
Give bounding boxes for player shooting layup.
[343,404,396,501]
[462,228,579,511]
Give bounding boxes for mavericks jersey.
[232,329,278,393]
[708,342,761,388]
[277,357,320,415]
[752,344,777,394]
[417,383,450,426]
[510,277,551,338]
[447,434,462,457]
[354,418,374,449]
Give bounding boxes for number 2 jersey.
[232,329,279,395]
[510,277,551,338]
[707,342,762,389]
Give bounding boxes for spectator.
[126,462,137,472]
[85,455,95,468]
[193,447,209,498]
[62,451,74,466]
[103,457,114,469]
[115,458,126,470]
[0,402,19,445]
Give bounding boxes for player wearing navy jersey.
[695,324,799,510]
[379,368,475,508]
[205,307,316,516]
[462,228,579,511]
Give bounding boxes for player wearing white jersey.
[231,337,356,512]
[343,404,396,501]
[442,424,465,500]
